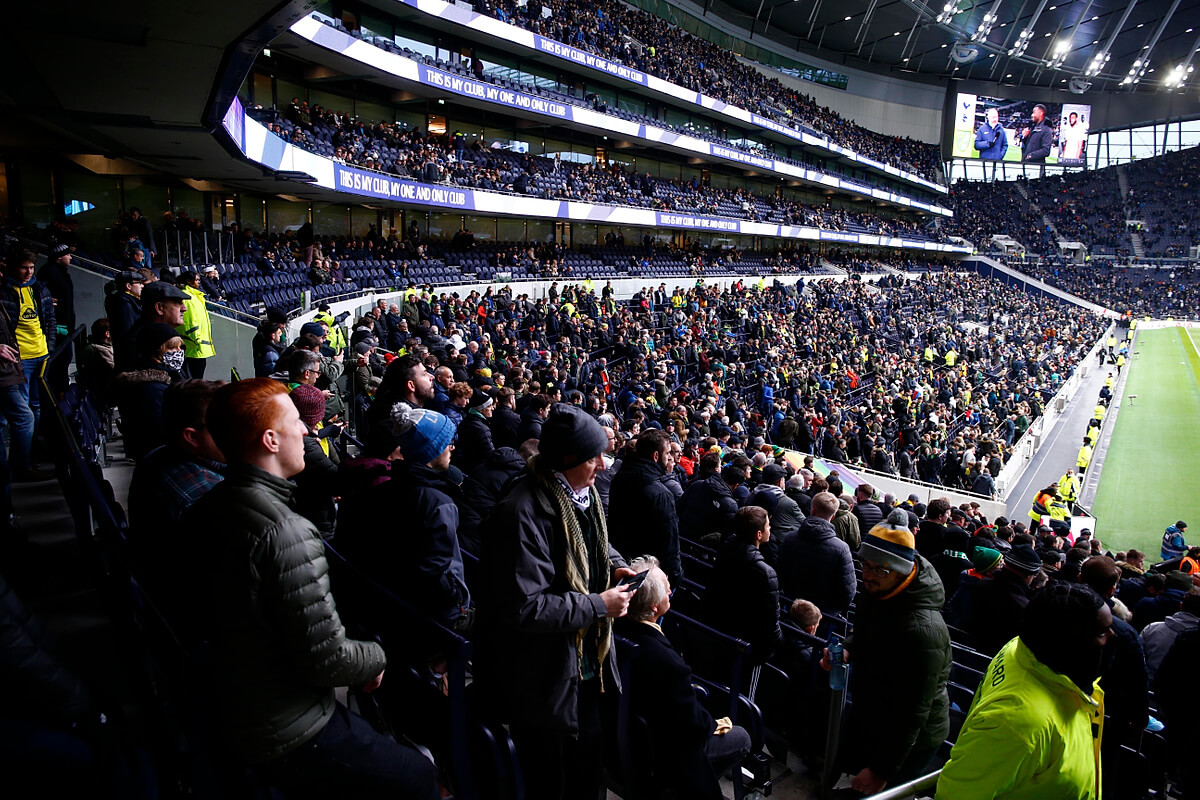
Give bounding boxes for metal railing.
[863,769,942,799]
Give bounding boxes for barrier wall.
[69,264,258,382]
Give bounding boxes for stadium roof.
[706,0,1200,91]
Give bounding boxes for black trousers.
[512,679,604,800]
[185,357,207,379]
[257,703,439,800]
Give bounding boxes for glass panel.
[526,219,555,243]
[266,196,309,236]
[465,215,496,241]
[497,217,525,242]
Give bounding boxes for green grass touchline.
[1092,328,1200,557]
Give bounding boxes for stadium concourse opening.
[3,0,1200,795]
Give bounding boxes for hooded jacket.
[777,516,855,615]
[748,483,803,537]
[846,555,951,782]
[832,506,861,551]
[704,536,782,663]
[678,473,739,542]
[937,637,1104,799]
[1140,611,1199,680]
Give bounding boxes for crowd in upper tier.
[466,0,942,179]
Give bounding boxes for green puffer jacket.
[845,554,951,781]
[183,464,386,764]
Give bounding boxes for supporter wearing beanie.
[289,383,340,535]
[538,403,609,475]
[391,402,456,467]
[831,507,950,793]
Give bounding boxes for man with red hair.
[183,378,438,798]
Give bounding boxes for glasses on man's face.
[861,562,892,578]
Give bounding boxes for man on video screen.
[1021,103,1053,163]
[974,108,1008,160]
[1059,111,1087,162]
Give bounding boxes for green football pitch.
[1092,327,1200,557]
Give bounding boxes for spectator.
[181,379,438,798]
[288,383,341,538]
[615,555,752,798]
[1140,590,1200,680]
[704,505,783,665]
[945,547,1003,629]
[127,379,226,544]
[678,459,743,545]
[477,403,634,800]
[826,509,950,794]
[777,490,855,616]
[747,463,803,538]
[0,284,44,490]
[967,543,1042,655]
[937,582,1110,798]
[37,243,75,394]
[1155,628,1200,799]
[78,319,116,408]
[608,428,683,584]
[114,323,186,461]
[850,483,882,532]
[1,247,55,436]
[452,389,495,473]
[491,386,521,449]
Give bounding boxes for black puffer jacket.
[453,409,493,473]
[844,555,950,782]
[777,516,856,615]
[678,473,738,542]
[115,367,176,460]
[457,447,526,554]
[608,455,682,582]
[182,465,386,764]
[703,537,782,662]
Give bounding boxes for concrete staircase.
[1117,165,1145,258]
[1014,181,1064,244]
[1130,230,1147,259]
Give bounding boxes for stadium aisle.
[1006,330,1121,519]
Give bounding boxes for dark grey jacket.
[777,516,856,615]
[478,469,627,734]
[183,465,386,764]
[608,455,682,582]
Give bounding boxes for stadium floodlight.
[970,0,1004,43]
[1046,37,1073,69]
[1008,28,1035,57]
[1085,50,1111,76]
[936,2,963,24]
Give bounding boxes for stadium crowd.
[1007,259,1200,320]
[463,0,941,179]
[255,104,944,242]
[9,230,1200,800]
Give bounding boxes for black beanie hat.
[140,322,182,359]
[539,403,609,471]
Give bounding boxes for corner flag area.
[1092,326,1200,556]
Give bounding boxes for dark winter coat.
[181,465,386,764]
[457,446,526,554]
[748,484,803,537]
[852,499,883,533]
[678,473,739,542]
[492,404,522,449]
[476,469,627,734]
[967,568,1033,655]
[343,461,470,625]
[703,537,782,663]
[294,434,339,537]
[616,619,723,799]
[453,409,494,473]
[777,516,856,615]
[608,455,682,582]
[114,366,176,460]
[516,408,544,443]
[844,555,950,782]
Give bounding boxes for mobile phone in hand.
[616,570,650,592]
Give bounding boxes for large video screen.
[951,93,1092,167]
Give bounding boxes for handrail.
[864,768,942,799]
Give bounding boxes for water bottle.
[828,632,847,691]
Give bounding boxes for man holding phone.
[479,403,637,800]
